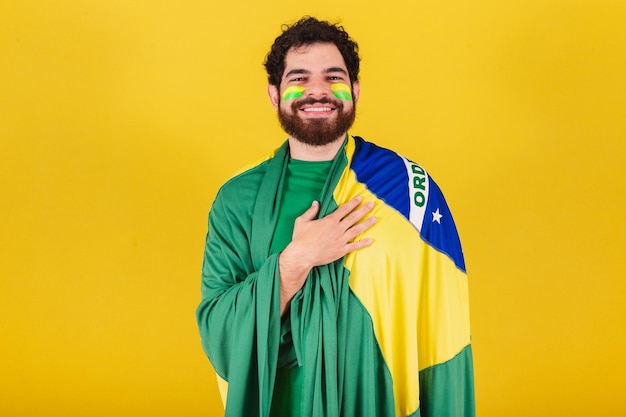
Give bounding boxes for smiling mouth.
[301,106,334,113]
[293,97,341,116]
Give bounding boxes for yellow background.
[1,1,625,416]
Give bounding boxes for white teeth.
[303,107,332,112]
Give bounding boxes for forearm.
[278,244,312,315]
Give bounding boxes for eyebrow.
[324,67,348,75]
[284,67,348,78]
[284,69,310,78]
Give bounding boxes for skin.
[267,43,377,315]
[268,42,361,160]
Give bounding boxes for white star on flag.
[432,208,443,224]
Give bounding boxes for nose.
[305,77,330,98]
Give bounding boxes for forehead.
[282,42,348,77]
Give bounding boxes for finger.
[345,237,374,253]
[332,196,363,219]
[345,215,377,240]
[341,201,375,226]
[298,200,320,222]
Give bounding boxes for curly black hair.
[264,16,360,88]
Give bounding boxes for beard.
[277,96,356,147]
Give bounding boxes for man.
[196,16,475,417]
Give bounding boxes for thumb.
[299,200,320,221]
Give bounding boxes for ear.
[268,84,280,110]
[352,81,361,104]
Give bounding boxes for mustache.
[294,96,340,106]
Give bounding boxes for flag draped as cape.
[196,136,475,417]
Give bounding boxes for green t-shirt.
[269,157,331,416]
[270,158,332,254]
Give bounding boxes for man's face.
[269,42,360,147]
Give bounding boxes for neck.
[288,134,346,161]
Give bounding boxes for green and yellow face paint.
[281,85,305,102]
[331,83,353,101]
[281,83,353,102]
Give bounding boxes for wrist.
[279,244,312,283]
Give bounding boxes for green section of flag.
[418,345,475,417]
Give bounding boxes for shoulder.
[216,158,270,204]
[350,136,465,271]
[350,136,432,216]
[205,157,270,237]
[350,134,440,179]
[214,140,288,204]
[350,136,429,179]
